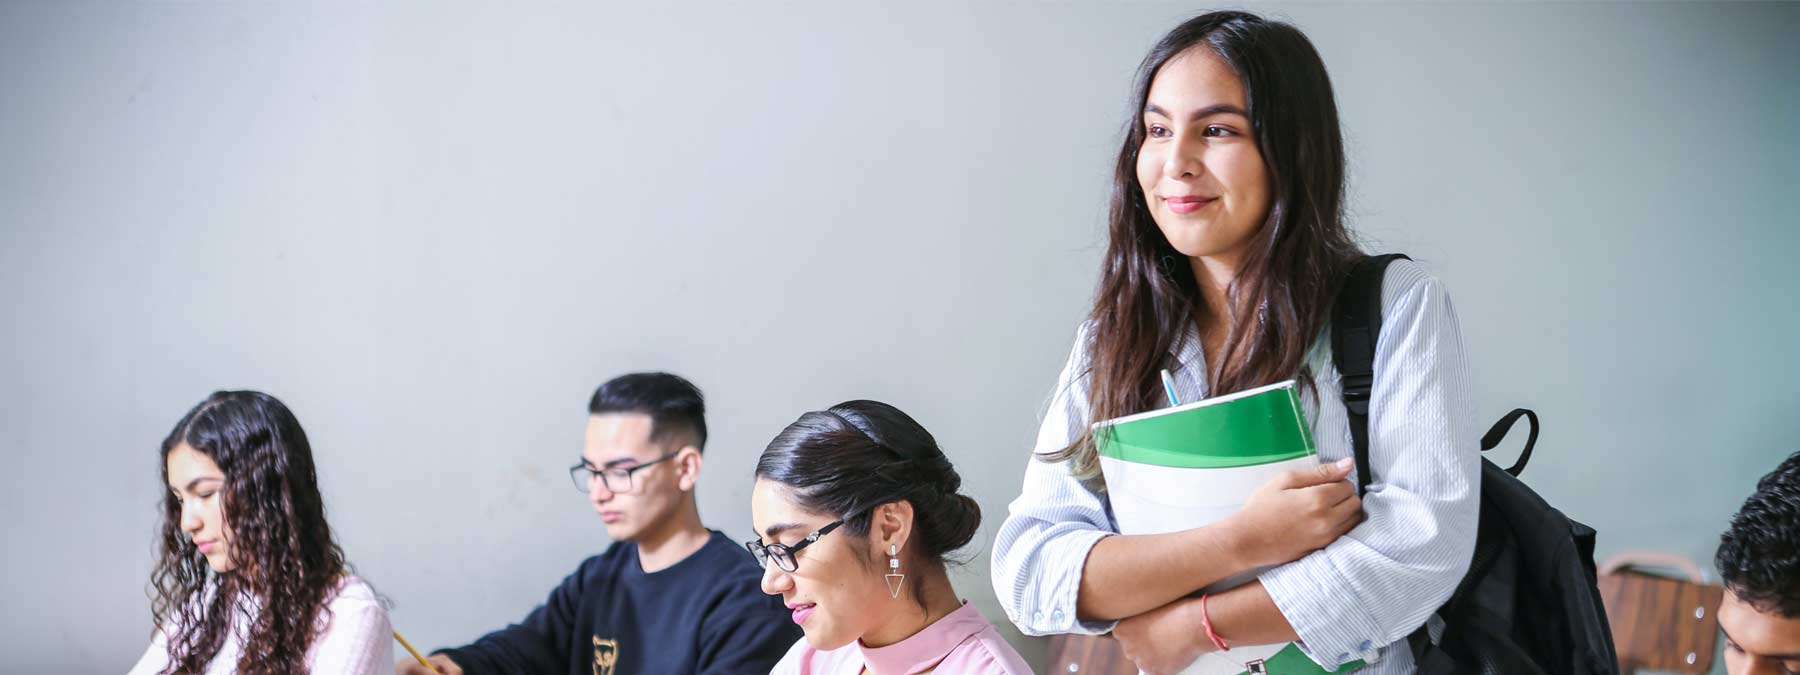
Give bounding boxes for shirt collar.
[856,601,987,675]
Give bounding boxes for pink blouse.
[770,601,1032,675]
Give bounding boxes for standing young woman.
[991,11,1480,674]
[129,391,391,674]
[751,400,1032,674]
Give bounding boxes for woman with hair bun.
[748,400,1030,675]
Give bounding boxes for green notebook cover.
[1094,380,1316,468]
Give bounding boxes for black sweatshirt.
[438,531,801,675]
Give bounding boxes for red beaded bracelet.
[1200,593,1231,652]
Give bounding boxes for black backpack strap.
[1482,408,1540,476]
[1330,253,1427,658]
[1331,253,1409,496]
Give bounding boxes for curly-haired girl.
[129,390,391,675]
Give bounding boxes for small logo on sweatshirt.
[592,636,618,675]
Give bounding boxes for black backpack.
[1330,254,1619,675]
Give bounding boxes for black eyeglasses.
[568,451,680,494]
[745,518,846,573]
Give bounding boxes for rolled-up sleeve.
[990,323,1121,636]
[1260,264,1481,669]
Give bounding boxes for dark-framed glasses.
[568,451,680,494]
[745,518,847,573]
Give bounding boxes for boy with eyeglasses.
[399,372,800,675]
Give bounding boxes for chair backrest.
[1598,553,1724,675]
[1045,633,1136,675]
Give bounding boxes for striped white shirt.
[990,259,1480,673]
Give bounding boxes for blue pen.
[1160,369,1180,406]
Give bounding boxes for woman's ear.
[872,500,916,557]
[676,446,703,492]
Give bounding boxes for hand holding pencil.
[393,630,460,675]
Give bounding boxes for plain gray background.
[3,2,1795,673]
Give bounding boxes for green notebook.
[1095,380,1363,675]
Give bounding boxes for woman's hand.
[1114,597,1208,675]
[1226,457,1363,569]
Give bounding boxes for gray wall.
[3,2,1794,673]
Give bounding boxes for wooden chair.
[1598,552,1725,675]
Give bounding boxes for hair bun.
[758,400,984,563]
[925,493,982,555]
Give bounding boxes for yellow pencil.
[393,630,443,674]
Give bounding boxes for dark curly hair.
[754,400,982,607]
[149,391,350,674]
[1716,450,1800,618]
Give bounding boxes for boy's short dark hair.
[1716,450,1800,617]
[588,372,707,452]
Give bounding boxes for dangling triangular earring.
[885,544,905,599]
[885,573,905,599]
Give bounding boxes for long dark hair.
[754,400,981,607]
[149,391,349,675]
[1045,11,1365,479]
